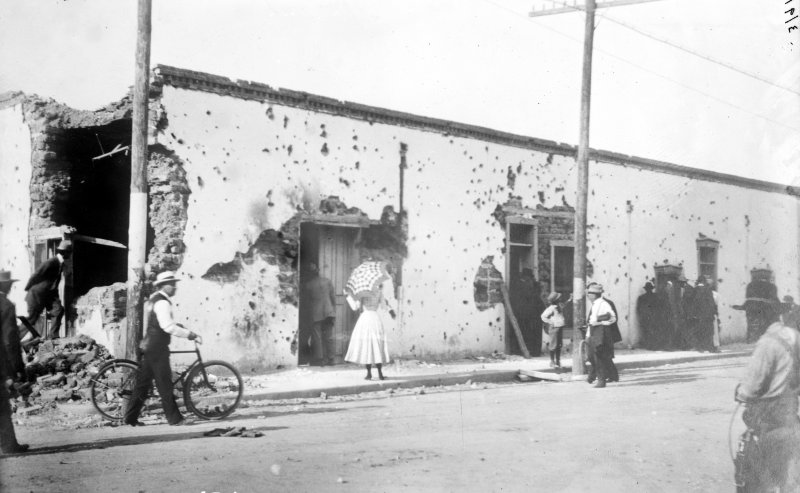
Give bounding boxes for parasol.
[345,261,390,297]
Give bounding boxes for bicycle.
[90,341,243,421]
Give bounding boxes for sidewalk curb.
[242,350,752,402]
[243,369,521,402]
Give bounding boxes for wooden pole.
[125,0,152,360]
[500,283,531,358]
[571,0,596,376]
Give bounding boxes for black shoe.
[124,420,145,427]
[2,443,29,454]
[587,377,596,384]
[364,375,372,381]
[594,381,606,388]
[378,375,386,381]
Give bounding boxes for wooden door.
[317,226,359,363]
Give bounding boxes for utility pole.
[125,0,152,360]
[529,0,662,376]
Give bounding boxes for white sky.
[1,0,798,185]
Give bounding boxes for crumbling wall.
[150,70,798,364]
[147,145,191,274]
[72,283,126,357]
[473,256,504,310]
[152,85,404,369]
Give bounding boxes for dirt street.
[1,357,749,492]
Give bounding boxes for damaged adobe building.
[1,65,799,370]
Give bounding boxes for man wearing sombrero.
[0,270,29,454]
[123,271,201,427]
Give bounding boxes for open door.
[297,221,361,365]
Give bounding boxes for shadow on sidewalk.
[4,424,287,458]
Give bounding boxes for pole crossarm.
[529,0,662,17]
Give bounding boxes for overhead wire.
[534,0,800,98]
[479,0,800,134]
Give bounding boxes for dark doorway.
[61,121,131,298]
[297,222,360,365]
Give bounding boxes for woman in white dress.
[345,284,391,380]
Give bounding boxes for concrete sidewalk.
[240,345,752,402]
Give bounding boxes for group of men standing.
[637,275,720,352]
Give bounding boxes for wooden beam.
[72,234,127,249]
[500,283,531,358]
[529,0,663,17]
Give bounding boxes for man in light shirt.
[585,283,617,389]
[124,271,201,426]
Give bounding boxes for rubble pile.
[21,334,113,406]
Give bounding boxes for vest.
[140,292,171,353]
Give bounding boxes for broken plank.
[72,234,127,249]
[518,369,566,382]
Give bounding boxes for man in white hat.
[0,270,29,453]
[585,283,617,388]
[22,239,71,339]
[124,271,201,426]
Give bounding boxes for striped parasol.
[345,261,390,297]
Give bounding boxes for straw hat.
[153,271,181,286]
[587,283,604,295]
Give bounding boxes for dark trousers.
[0,382,21,452]
[124,350,183,425]
[739,402,800,492]
[26,293,64,339]
[310,317,335,364]
[587,340,613,383]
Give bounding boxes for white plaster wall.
[0,103,33,311]
[587,162,799,344]
[155,87,401,367]
[154,85,798,365]
[399,133,576,359]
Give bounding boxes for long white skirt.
[345,310,390,365]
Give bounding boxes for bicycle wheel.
[183,360,243,420]
[90,359,140,421]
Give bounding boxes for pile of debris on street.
[12,334,113,416]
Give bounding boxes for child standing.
[541,292,565,368]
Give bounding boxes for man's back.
[305,276,335,322]
[739,322,800,402]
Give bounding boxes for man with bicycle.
[734,297,800,491]
[124,271,202,427]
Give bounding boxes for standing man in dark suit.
[23,239,71,339]
[302,263,336,365]
[0,270,29,454]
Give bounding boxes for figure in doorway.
[510,268,544,357]
[686,276,717,352]
[637,281,668,350]
[22,239,71,340]
[302,263,336,366]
